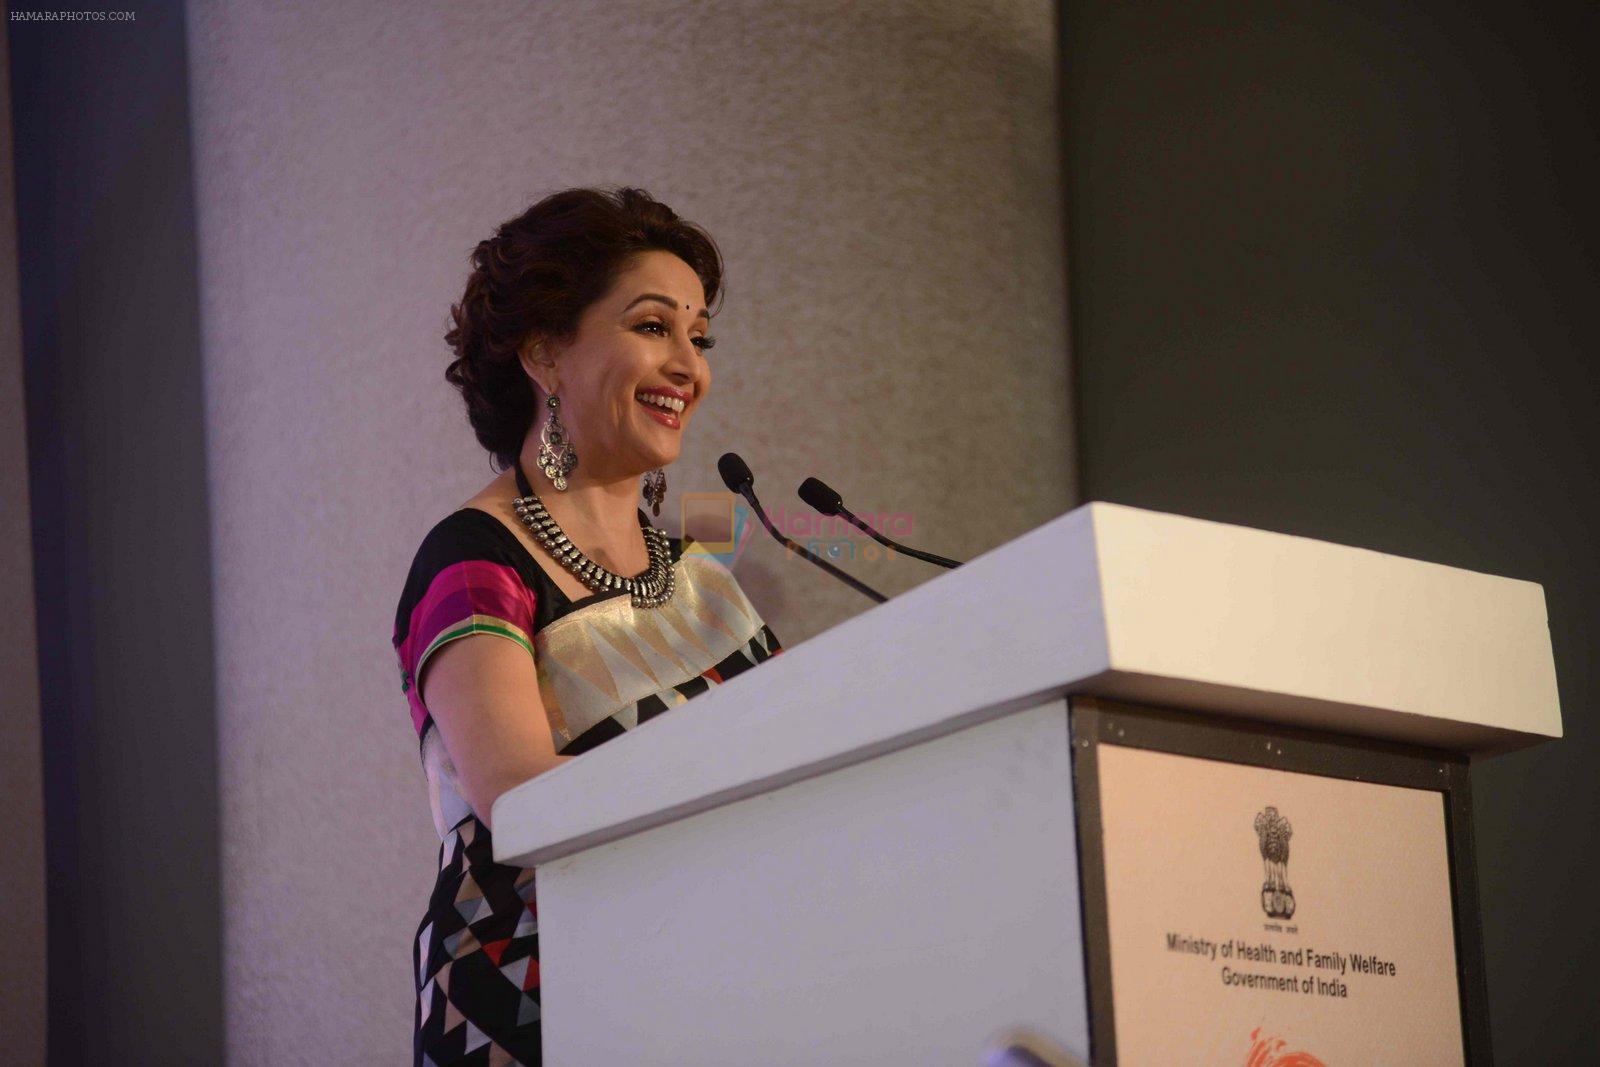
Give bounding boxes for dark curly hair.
[444,186,725,470]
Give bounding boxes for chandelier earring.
[643,467,667,518]
[537,393,578,490]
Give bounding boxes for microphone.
[798,477,963,570]
[718,453,888,604]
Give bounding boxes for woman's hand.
[419,635,571,830]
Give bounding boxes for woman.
[391,187,783,1065]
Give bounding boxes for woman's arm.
[419,634,572,830]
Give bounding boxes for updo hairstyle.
[444,187,724,470]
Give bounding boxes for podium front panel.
[535,698,1091,1066]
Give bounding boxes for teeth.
[636,393,685,414]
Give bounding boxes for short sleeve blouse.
[391,508,543,741]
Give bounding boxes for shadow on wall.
[9,3,225,1062]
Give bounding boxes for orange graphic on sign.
[1246,1027,1326,1067]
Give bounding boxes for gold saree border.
[534,552,767,751]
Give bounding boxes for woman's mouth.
[635,390,686,429]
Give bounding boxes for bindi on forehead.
[621,292,711,321]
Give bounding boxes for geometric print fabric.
[531,548,779,753]
[557,617,782,756]
[398,508,784,1064]
[413,603,782,1063]
[415,817,541,1065]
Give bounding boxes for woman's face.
[529,250,713,480]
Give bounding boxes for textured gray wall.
[0,27,46,1066]
[183,1,1073,1059]
[1062,1,1598,1060]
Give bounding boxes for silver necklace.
[513,459,676,608]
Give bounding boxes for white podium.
[492,502,1560,1066]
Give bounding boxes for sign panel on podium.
[1072,697,1486,1065]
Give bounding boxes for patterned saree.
[393,507,782,1064]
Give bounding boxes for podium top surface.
[492,502,1561,866]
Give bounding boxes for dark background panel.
[9,2,224,1062]
[1060,1,1598,1060]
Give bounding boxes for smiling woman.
[391,188,783,1065]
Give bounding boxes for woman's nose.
[666,333,702,380]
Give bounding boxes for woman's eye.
[636,320,715,352]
